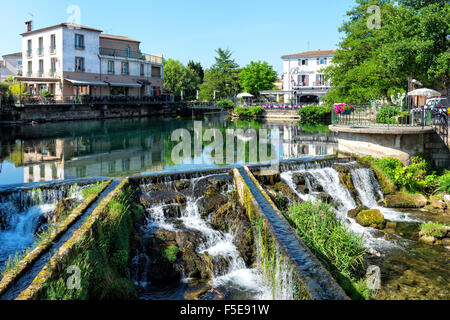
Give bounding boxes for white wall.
[62,27,100,73]
[22,28,64,77]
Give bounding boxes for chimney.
[25,20,33,32]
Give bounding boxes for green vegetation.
[39,184,144,300]
[437,172,450,193]
[420,222,449,238]
[81,181,108,199]
[163,58,201,101]
[297,105,332,121]
[375,106,408,124]
[287,201,371,300]
[234,106,264,118]
[359,154,446,195]
[164,246,179,263]
[323,1,449,105]
[216,98,235,109]
[239,61,278,96]
[199,48,241,101]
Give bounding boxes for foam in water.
[136,175,273,300]
[281,162,421,250]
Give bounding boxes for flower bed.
[333,104,354,115]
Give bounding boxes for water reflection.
[0,114,337,186]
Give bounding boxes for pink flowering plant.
[333,103,354,115]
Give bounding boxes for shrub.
[298,104,332,120]
[372,158,403,182]
[217,99,235,109]
[437,172,450,193]
[234,106,264,118]
[376,106,403,124]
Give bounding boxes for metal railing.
[331,104,435,128]
[13,94,172,106]
[100,47,145,60]
[432,107,449,147]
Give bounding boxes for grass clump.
[420,222,448,238]
[81,181,108,199]
[287,201,371,299]
[164,246,179,263]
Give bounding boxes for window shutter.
[306,59,308,66]
[316,74,320,85]
[305,75,309,86]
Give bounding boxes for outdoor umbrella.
[407,88,441,97]
[237,93,255,98]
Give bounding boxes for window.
[317,74,326,86]
[151,66,161,77]
[38,60,44,76]
[27,40,32,57]
[50,34,56,54]
[75,34,85,49]
[126,47,130,58]
[38,37,44,56]
[299,59,308,66]
[318,57,326,65]
[50,58,57,75]
[140,64,145,76]
[75,57,85,72]
[107,60,115,74]
[121,62,129,75]
[27,61,32,76]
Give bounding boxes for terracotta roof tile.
[282,50,337,59]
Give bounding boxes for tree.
[199,48,241,101]
[239,61,278,96]
[187,61,204,83]
[323,0,450,104]
[5,75,25,95]
[163,59,201,101]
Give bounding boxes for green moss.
[356,209,385,229]
[164,246,179,263]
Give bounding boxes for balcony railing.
[37,48,44,56]
[27,50,32,58]
[145,55,163,65]
[100,47,145,60]
[49,46,56,54]
[49,69,57,77]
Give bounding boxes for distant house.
[281,50,336,104]
[16,22,163,99]
[0,52,22,82]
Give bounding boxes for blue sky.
[0,0,355,74]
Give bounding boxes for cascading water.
[0,184,84,267]
[133,174,273,300]
[280,161,422,247]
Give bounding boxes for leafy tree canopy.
[239,61,278,96]
[163,59,201,101]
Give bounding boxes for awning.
[136,79,151,85]
[65,79,108,86]
[14,76,60,83]
[105,81,142,88]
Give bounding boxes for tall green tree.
[187,60,205,83]
[199,48,241,101]
[163,59,201,101]
[323,0,449,104]
[239,61,278,96]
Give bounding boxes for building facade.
[0,52,22,82]
[17,23,163,99]
[281,50,336,104]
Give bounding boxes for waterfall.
[0,184,84,266]
[134,174,271,300]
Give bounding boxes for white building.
[0,52,22,82]
[17,22,163,99]
[281,50,336,104]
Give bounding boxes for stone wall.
[330,126,450,168]
[0,103,177,123]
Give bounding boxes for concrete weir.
[6,162,348,300]
[234,167,348,300]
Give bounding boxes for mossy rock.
[175,180,190,191]
[382,193,427,209]
[53,198,77,223]
[347,206,369,219]
[429,196,447,211]
[293,173,306,186]
[356,209,385,229]
[253,170,281,186]
[197,187,228,218]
